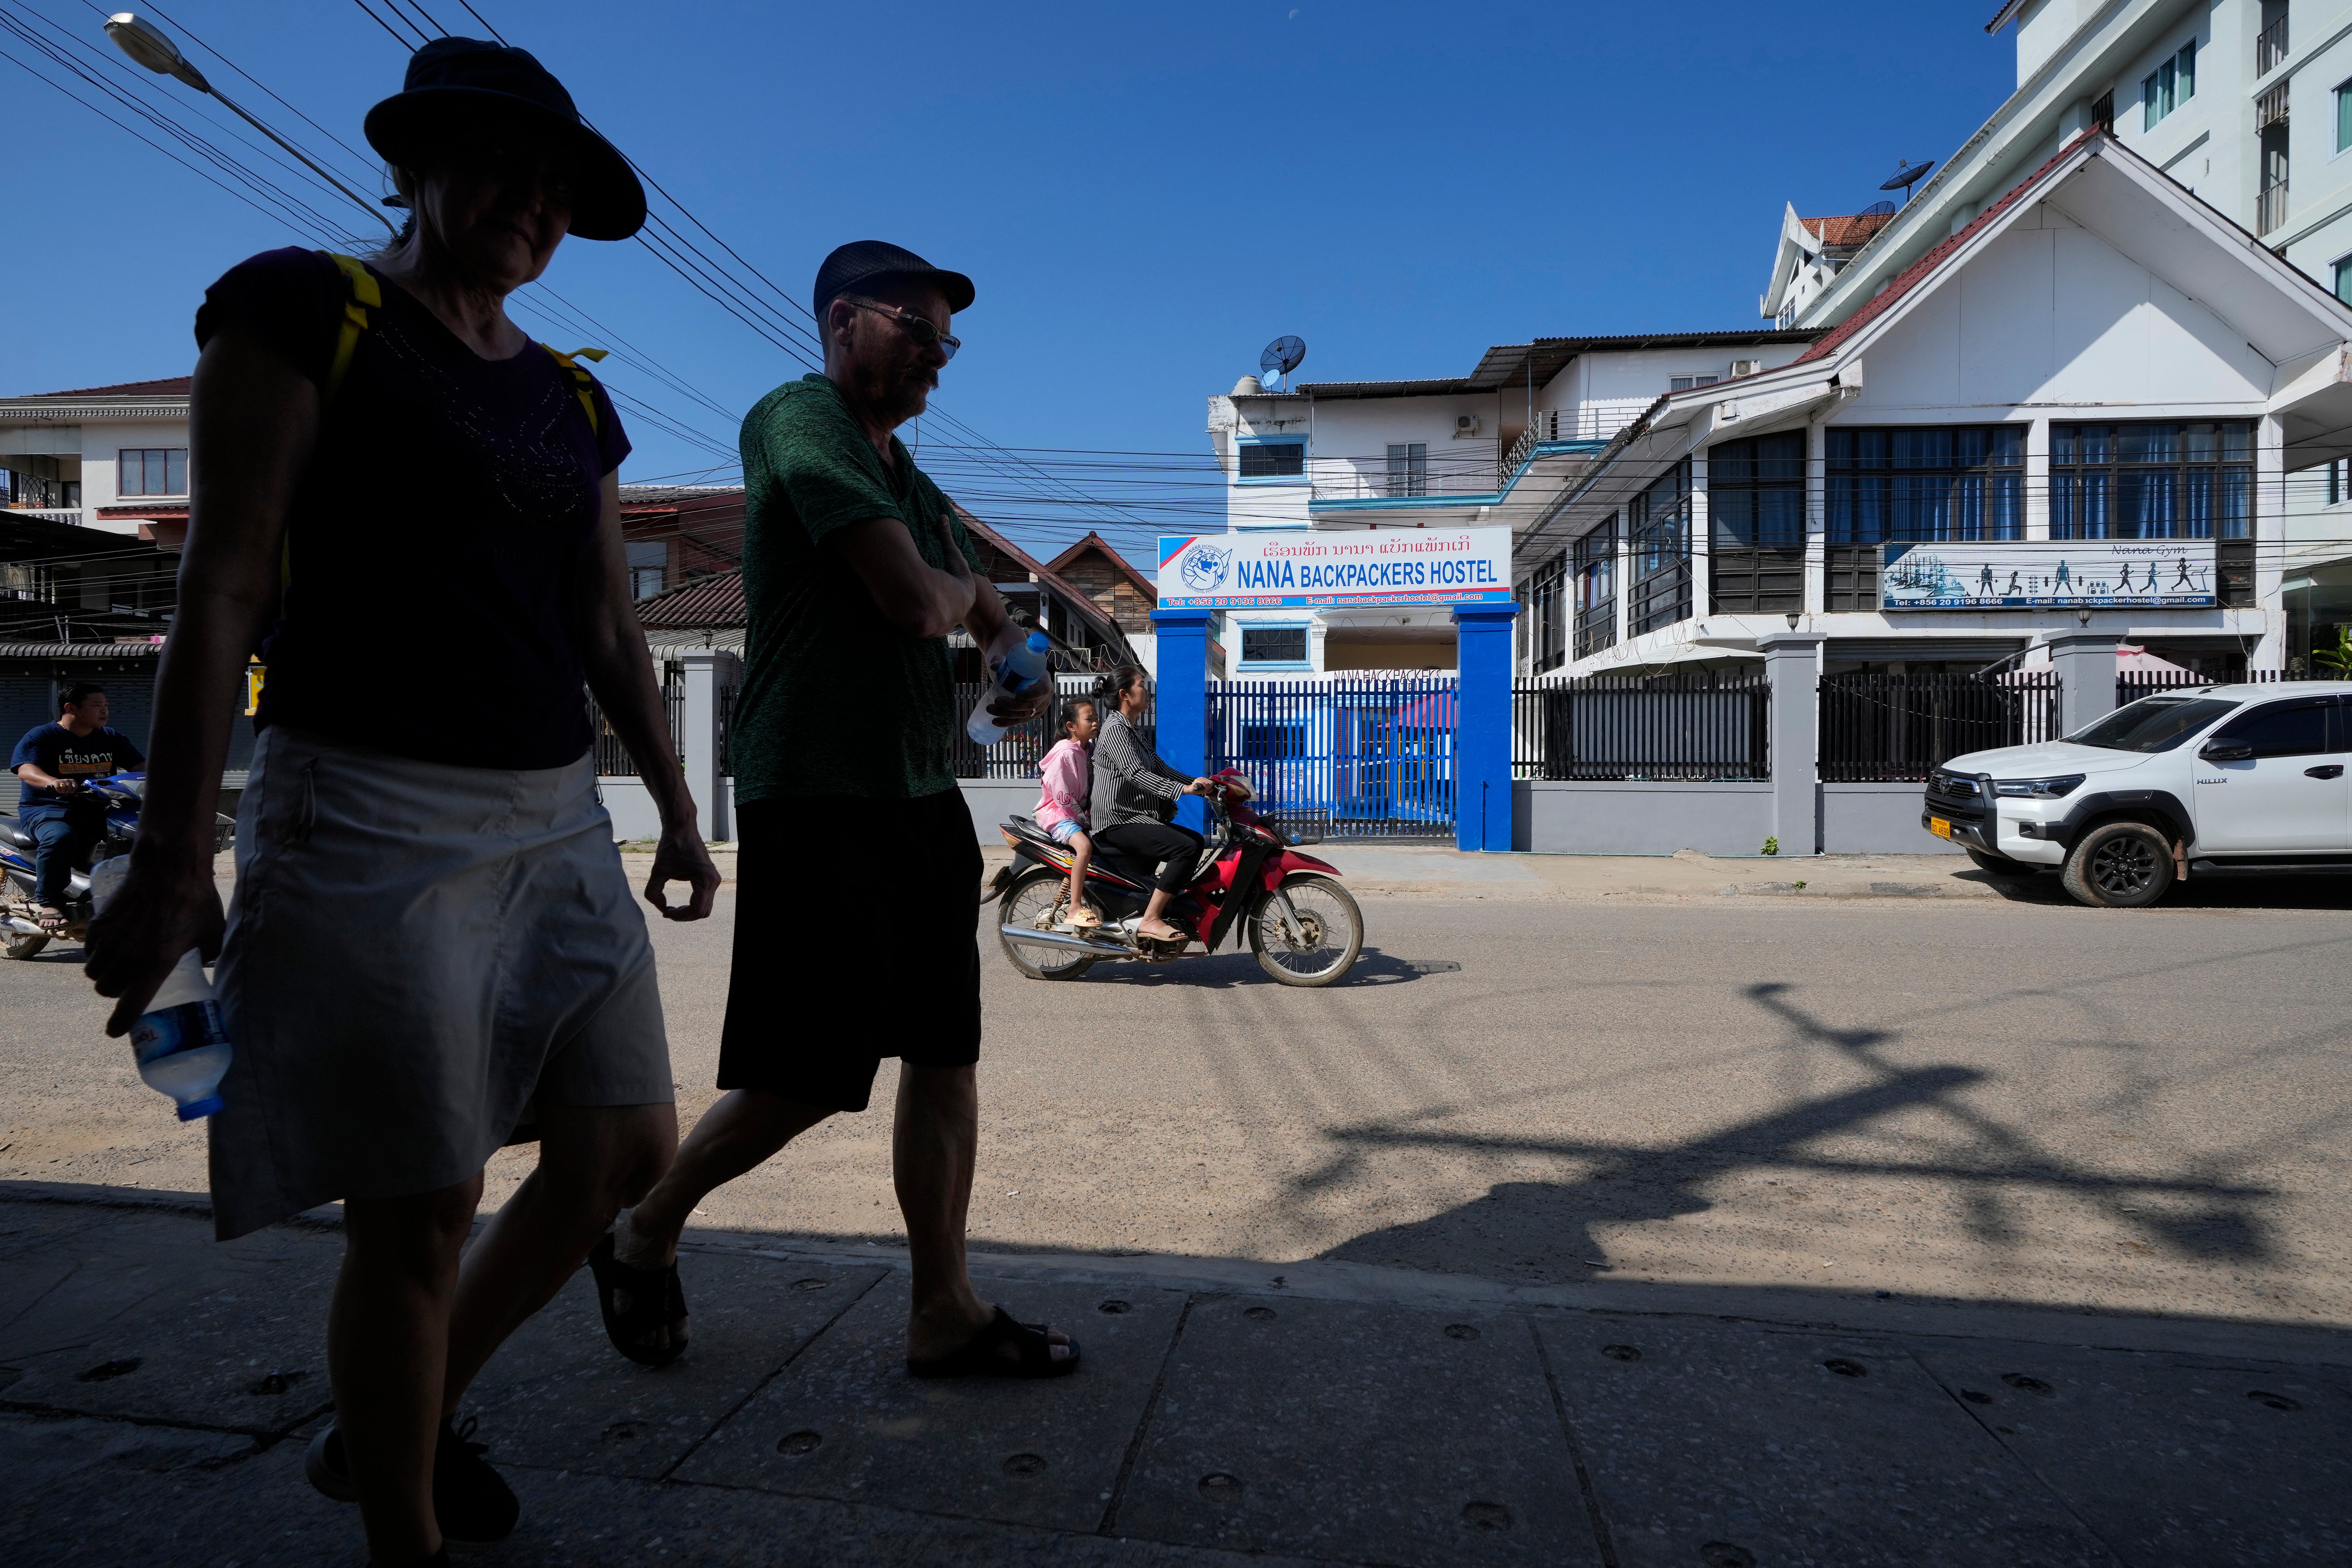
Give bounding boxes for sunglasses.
[843,296,960,361]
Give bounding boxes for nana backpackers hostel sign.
[1157,528,1514,611]
[1881,540,2218,611]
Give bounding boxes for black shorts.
[717,790,982,1112]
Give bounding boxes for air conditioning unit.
[1454,413,1480,437]
[1729,359,1762,378]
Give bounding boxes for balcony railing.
[2257,82,2291,129]
[1309,453,1502,504]
[2257,15,2289,75]
[4,504,84,525]
[2258,179,2290,237]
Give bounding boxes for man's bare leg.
[332,1175,482,1564]
[895,1063,1070,1363]
[442,1103,676,1407]
[617,1088,833,1271]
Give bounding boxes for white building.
[0,377,193,545]
[1525,130,2352,681]
[1203,331,1816,675]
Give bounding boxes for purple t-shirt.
[195,248,630,770]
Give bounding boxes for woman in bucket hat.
[87,38,714,1568]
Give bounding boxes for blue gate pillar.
[1452,603,1522,852]
[1150,607,1214,834]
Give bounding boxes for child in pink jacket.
[1035,698,1099,928]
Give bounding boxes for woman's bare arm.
[577,471,719,920]
[85,327,316,1034]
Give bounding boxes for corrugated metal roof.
[6,377,192,400]
[1296,329,1825,401]
[619,485,744,506]
[0,641,165,658]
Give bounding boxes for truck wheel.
[1964,847,2039,879]
[2060,822,2174,908]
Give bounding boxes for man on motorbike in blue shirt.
[10,684,143,932]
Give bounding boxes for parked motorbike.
[1,773,233,960]
[985,771,1364,987]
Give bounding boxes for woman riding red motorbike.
[1089,663,1217,946]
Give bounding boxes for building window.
[2050,421,2254,540]
[1238,440,1304,479]
[1526,552,1566,673]
[1826,427,2023,544]
[625,541,667,599]
[117,448,187,497]
[2141,38,2194,130]
[2338,80,2352,153]
[1384,443,1427,497]
[1628,460,1692,636]
[1240,625,1308,666]
[2335,257,2352,305]
[1669,374,1720,393]
[1709,433,1806,547]
[1573,517,1619,658]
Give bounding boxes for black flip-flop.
[586,1231,687,1367]
[907,1305,1081,1380]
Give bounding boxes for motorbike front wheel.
[1248,874,1363,987]
[997,867,1098,981]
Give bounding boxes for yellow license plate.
[1929,817,1953,839]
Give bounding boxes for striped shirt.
[1090,710,1191,829]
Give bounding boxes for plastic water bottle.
[966,631,1052,745]
[90,859,232,1121]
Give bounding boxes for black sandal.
[586,1231,687,1367]
[907,1305,1081,1380]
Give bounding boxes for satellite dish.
[1259,335,1306,392]
[1880,158,1935,196]
[1860,200,1896,218]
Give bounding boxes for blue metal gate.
[1208,678,1456,838]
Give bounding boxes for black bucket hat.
[813,240,976,319]
[363,37,646,241]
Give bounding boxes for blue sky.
[1,1,2016,561]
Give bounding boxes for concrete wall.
[1822,782,1963,855]
[597,776,740,843]
[1514,780,1776,856]
[958,779,1038,844]
[599,775,1040,848]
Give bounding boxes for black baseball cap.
[812,240,975,320]
[364,37,646,241]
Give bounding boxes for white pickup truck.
[1922,681,2351,907]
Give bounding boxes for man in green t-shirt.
[600,242,1078,1380]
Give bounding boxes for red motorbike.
[985,771,1364,987]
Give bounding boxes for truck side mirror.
[2199,740,2254,762]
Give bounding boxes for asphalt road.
[6,879,2350,1330]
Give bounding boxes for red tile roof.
[1801,212,1895,248]
[20,377,192,399]
[1796,135,2089,367]
[637,571,744,628]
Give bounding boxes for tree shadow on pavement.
[1313,979,2277,1282]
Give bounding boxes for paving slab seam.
[1527,1316,1620,1568]
[0,1392,327,1444]
[516,1469,1368,1567]
[1899,1345,2135,1568]
[652,1264,892,1484]
[1093,1294,1194,1538]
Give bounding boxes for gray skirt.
[209,726,672,1240]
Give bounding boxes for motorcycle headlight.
[1993,774,2084,800]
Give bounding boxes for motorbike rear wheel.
[1248,874,1363,987]
[997,867,1098,981]
[4,930,48,960]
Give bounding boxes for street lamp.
[103,12,397,235]
[1784,611,1801,632]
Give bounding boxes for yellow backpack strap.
[541,344,607,436]
[324,252,380,408]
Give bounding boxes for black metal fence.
[1512,674,1770,781]
[587,672,684,776]
[1817,672,2061,782]
[950,673,1133,780]
[2114,669,2304,706]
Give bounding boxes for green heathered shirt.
[732,375,983,802]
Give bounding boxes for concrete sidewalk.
[4,1189,2348,1566]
